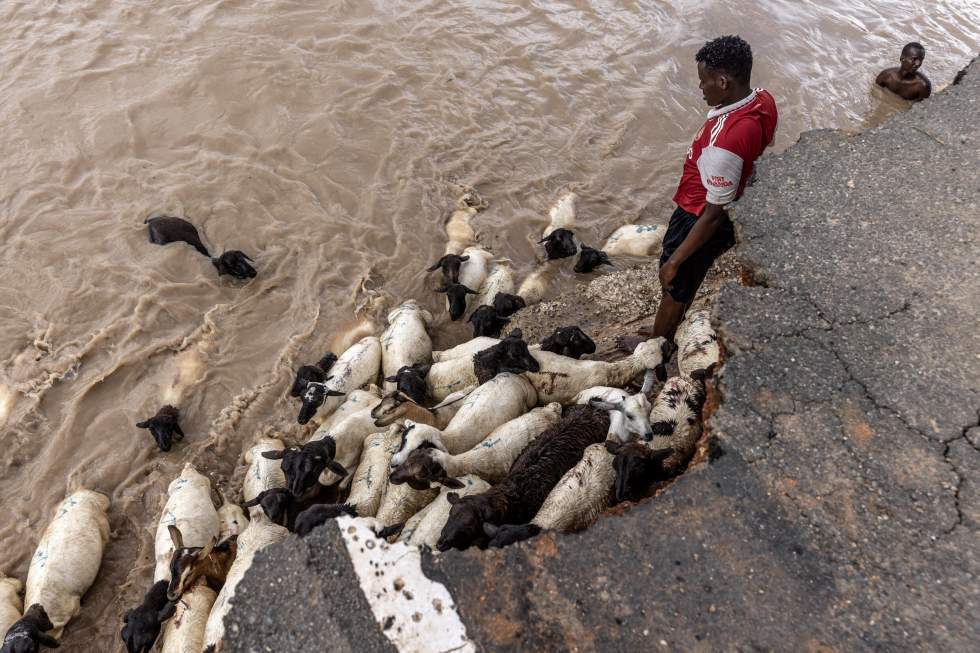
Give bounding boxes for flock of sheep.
[0,191,720,653]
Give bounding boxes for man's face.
[697,61,727,107]
[900,48,924,74]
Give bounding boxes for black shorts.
[659,206,736,303]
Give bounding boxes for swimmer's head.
[695,35,753,107]
[900,42,925,74]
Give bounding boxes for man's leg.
[642,293,688,340]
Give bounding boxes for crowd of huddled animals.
[0,192,722,653]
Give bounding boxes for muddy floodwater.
[0,0,978,649]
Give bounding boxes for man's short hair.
[902,42,925,57]
[696,35,753,84]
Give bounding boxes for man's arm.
[920,74,932,99]
[660,202,727,290]
[875,68,892,87]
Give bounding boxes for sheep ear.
[326,460,348,477]
[459,255,470,261]
[465,287,478,295]
[415,364,432,376]
[136,420,150,429]
[199,537,216,560]
[589,398,621,411]
[654,364,668,382]
[168,525,184,549]
[426,261,442,272]
[605,440,624,455]
[326,389,345,397]
[158,601,177,622]
[438,476,466,489]
[446,492,461,505]
[435,286,448,293]
[261,450,285,460]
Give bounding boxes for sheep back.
[218,501,248,540]
[346,430,397,516]
[381,301,433,393]
[534,443,615,533]
[440,373,537,454]
[153,464,220,583]
[602,224,665,257]
[159,583,216,653]
[319,336,383,419]
[402,475,491,548]
[0,574,23,637]
[24,489,110,637]
[432,337,499,363]
[375,480,439,528]
[474,260,516,308]
[497,405,609,524]
[242,437,286,508]
[203,519,288,650]
[319,388,381,432]
[426,355,479,402]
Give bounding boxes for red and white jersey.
[673,89,779,216]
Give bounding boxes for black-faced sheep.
[467,305,510,338]
[383,363,430,405]
[539,326,596,359]
[296,381,345,425]
[436,283,477,321]
[538,228,578,260]
[136,405,184,452]
[260,438,348,497]
[1,604,59,653]
[436,405,609,551]
[289,352,338,398]
[492,292,526,317]
[574,245,612,273]
[427,254,469,285]
[473,329,541,384]
[145,216,257,280]
[120,580,176,653]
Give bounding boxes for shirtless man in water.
[876,42,931,101]
[620,35,778,353]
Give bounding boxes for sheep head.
[589,393,653,441]
[372,391,415,427]
[474,328,540,383]
[389,421,447,468]
[120,580,176,653]
[539,326,596,359]
[437,493,492,551]
[165,526,236,601]
[136,405,184,452]
[294,503,357,537]
[427,254,469,285]
[538,228,578,260]
[242,488,293,525]
[436,283,477,321]
[574,244,612,273]
[383,363,430,404]
[389,447,463,491]
[492,292,526,317]
[5,604,59,652]
[467,305,510,338]
[297,380,345,424]
[605,440,672,503]
[261,437,348,496]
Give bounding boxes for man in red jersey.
[622,35,778,353]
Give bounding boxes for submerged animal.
[120,580,176,653]
[1,604,59,653]
[492,292,526,317]
[468,305,510,338]
[136,405,184,452]
[145,216,257,279]
[574,245,612,273]
[436,283,477,321]
[539,326,596,359]
[538,228,578,260]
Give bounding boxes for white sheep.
[202,518,289,651]
[217,498,248,541]
[398,475,491,548]
[304,336,382,423]
[381,301,433,394]
[573,386,653,441]
[458,246,494,295]
[444,191,485,254]
[474,259,516,308]
[601,224,666,257]
[531,442,615,532]
[431,337,500,363]
[525,338,669,404]
[516,259,561,306]
[391,403,562,488]
[648,376,704,466]
[675,310,720,381]
[310,405,389,487]
[242,438,286,514]
[541,191,577,239]
[344,427,402,517]
[158,583,216,653]
[162,341,209,407]
[391,372,538,466]
[0,574,23,638]
[153,464,221,583]
[374,478,439,529]
[319,387,382,432]
[24,489,110,638]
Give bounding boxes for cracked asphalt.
[224,59,979,652]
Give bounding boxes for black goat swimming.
[468,305,510,338]
[539,326,596,359]
[136,405,184,452]
[384,363,430,404]
[473,328,540,384]
[436,283,477,321]
[120,580,176,653]
[1,604,59,652]
[290,352,338,398]
[145,216,257,280]
[436,405,609,551]
[538,228,578,260]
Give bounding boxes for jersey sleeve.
[697,145,743,206]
